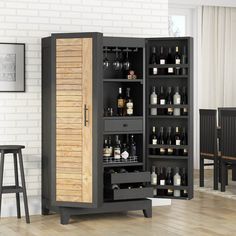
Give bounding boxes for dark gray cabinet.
[42,33,193,224]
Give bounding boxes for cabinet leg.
[143,206,152,218]
[60,212,70,225]
[42,207,50,215]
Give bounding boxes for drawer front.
[110,172,151,184]
[104,118,143,133]
[113,187,153,200]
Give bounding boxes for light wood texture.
[2,190,236,236]
[55,37,93,204]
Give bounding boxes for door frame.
[50,32,103,208]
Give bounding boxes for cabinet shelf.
[148,115,188,119]
[148,144,188,149]
[148,75,188,79]
[152,185,188,190]
[103,116,143,120]
[149,104,188,109]
[148,64,189,68]
[103,79,143,83]
[148,155,188,160]
[103,162,144,168]
[155,195,189,200]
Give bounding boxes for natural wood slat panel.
[57,157,82,163]
[56,123,83,129]
[56,45,82,51]
[56,79,82,85]
[57,151,82,157]
[57,179,84,185]
[56,38,82,46]
[56,196,82,202]
[57,173,82,180]
[56,84,82,90]
[57,51,82,57]
[57,140,82,146]
[57,112,82,118]
[81,38,93,203]
[56,128,82,135]
[57,107,82,113]
[57,134,82,141]
[56,146,82,152]
[56,117,82,124]
[56,56,82,63]
[57,91,82,96]
[57,101,82,107]
[57,62,82,68]
[56,67,82,74]
[56,95,82,101]
[56,185,82,191]
[57,73,82,79]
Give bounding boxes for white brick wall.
[0,0,168,217]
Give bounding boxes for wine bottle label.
[183,108,188,113]
[121,150,129,159]
[151,108,157,116]
[160,180,165,185]
[176,98,181,104]
[176,140,181,145]
[103,148,111,157]
[160,99,166,105]
[175,59,181,64]
[168,189,173,194]
[108,147,113,156]
[160,148,165,154]
[176,179,181,185]
[168,148,173,154]
[153,188,157,196]
[160,59,165,64]
[151,176,157,185]
[152,139,157,145]
[151,97,157,104]
[153,68,158,75]
[118,99,125,108]
[168,108,173,113]
[126,102,133,115]
[184,149,188,155]
[168,67,174,73]
[114,148,121,159]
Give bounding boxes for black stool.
[0,145,30,223]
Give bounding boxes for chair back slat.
[218,107,236,126]
[221,110,236,158]
[199,109,217,155]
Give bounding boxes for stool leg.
[14,153,21,219]
[213,158,218,190]
[0,151,4,217]
[200,156,204,187]
[18,150,30,224]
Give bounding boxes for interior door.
[52,33,103,208]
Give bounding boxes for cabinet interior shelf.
[148,64,189,68]
[148,155,188,160]
[155,195,189,200]
[103,79,143,83]
[148,144,188,149]
[103,162,144,168]
[149,104,188,109]
[148,115,188,119]
[103,131,143,135]
[148,75,188,79]
[152,185,188,190]
[103,116,143,120]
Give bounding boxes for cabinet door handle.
[84,105,89,126]
[123,123,128,127]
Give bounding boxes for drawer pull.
[123,123,128,127]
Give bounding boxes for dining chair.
[220,109,236,192]
[199,109,219,190]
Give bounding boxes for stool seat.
[0,145,25,150]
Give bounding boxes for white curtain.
[200,6,236,108]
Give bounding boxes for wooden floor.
[1,191,236,236]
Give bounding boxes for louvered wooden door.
[52,33,102,208]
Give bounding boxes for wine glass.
[103,47,109,69]
[113,48,121,71]
[123,49,130,71]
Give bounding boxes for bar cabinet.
[42,32,193,224]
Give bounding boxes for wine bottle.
[182,86,188,116]
[103,139,110,157]
[114,135,121,159]
[166,86,173,116]
[121,143,129,159]
[159,46,166,65]
[129,134,137,157]
[173,86,181,116]
[159,126,166,155]
[173,167,181,197]
[159,86,166,115]
[151,166,157,185]
[151,126,158,155]
[159,167,166,186]
[150,46,158,75]
[181,127,188,156]
[108,136,113,157]
[117,87,125,116]
[175,127,181,156]
[166,127,173,155]
[167,47,174,74]
[150,86,157,116]
[175,46,181,75]
[125,88,133,116]
[181,46,187,75]
[181,168,188,197]
[166,167,173,196]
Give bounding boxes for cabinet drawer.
[104,118,143,133]
[113,187,153,200]
[110,172,151,184]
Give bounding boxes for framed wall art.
[0,43,25,92]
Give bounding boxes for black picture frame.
[0,43,25,92]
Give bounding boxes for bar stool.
[0,145,30,223]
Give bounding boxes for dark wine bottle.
[166,127,173,155]
[181,168,188,197]
[159,126,166,155]
[181,46,187,75]
[174,126,181,156]
[181,127,188,156]
[167,47,174,74]
[151,126,158,155]
[175,46,181,75]
[182,86,188,116]
[117,87,125,116]
[129,134,137,157]
[150,46,158,75]
[159,86,166,115]
[159,46,165,64]
[166,86,173,116]
[166,167,173,196]
[125,88,133,116]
